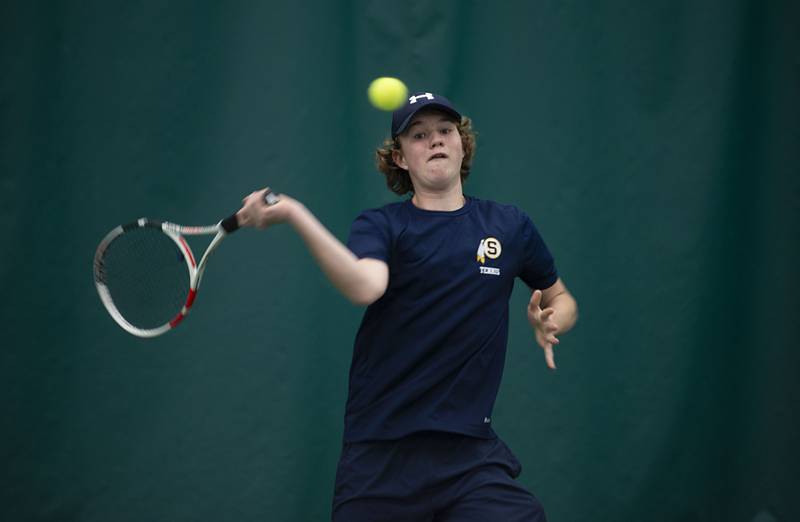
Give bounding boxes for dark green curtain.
[2,1,798,520]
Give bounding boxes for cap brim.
[393,104,462,137]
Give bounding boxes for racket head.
[93,218,195,337]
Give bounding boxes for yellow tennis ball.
[367,77,408,111]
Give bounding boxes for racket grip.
[220,188,280,234]
[220,214,240,233]
[264,190,280,205]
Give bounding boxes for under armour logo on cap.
[408,93,434,104]
[391,91,462,137]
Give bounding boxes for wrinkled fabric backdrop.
[2,1,798,521]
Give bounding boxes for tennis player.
[237,92,577,521]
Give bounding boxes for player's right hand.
[236,188,297,229]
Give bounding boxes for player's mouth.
[428,153,448,162]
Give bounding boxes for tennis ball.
[367,77,408,111]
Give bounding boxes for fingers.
[243,189,273,205]
[538,329,559,346]
[257,187,271,202]
[238,189,272,229]
[542,312,559,344]
[545,331,559,345]
[528,289,542,310]
[544,343,556,370]
[535,329,558,370]
[532,305,558,334]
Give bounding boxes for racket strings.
[99,227,190,330]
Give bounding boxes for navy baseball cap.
[391,92,462,138]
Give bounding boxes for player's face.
[393,110,465,193]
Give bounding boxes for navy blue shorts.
[332,431,546,522]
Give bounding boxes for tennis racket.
[93,189,280,338]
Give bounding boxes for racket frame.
[94,189,279,338]
[94,218,228,338]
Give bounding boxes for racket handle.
[265,190,280,205]
[220,188,280,234]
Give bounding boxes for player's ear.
[392,148,408,171]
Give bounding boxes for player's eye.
[413,132,426,140]
[440,128,452,135]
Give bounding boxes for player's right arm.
[236,189,388,306]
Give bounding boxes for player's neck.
[411,186,465,211]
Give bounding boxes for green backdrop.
[2,1,798,521]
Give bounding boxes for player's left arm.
[527,278,578,369]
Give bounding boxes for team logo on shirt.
[476,237,502,276]
[476,237,502,263]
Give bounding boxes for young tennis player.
[236,92,577,521]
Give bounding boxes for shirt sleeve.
[518,211,559,290]
[346,209,392,262]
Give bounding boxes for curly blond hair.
[375,115,477,196]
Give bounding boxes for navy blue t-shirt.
[344,196,558,442]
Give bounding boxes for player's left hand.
[527,289,560,370]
